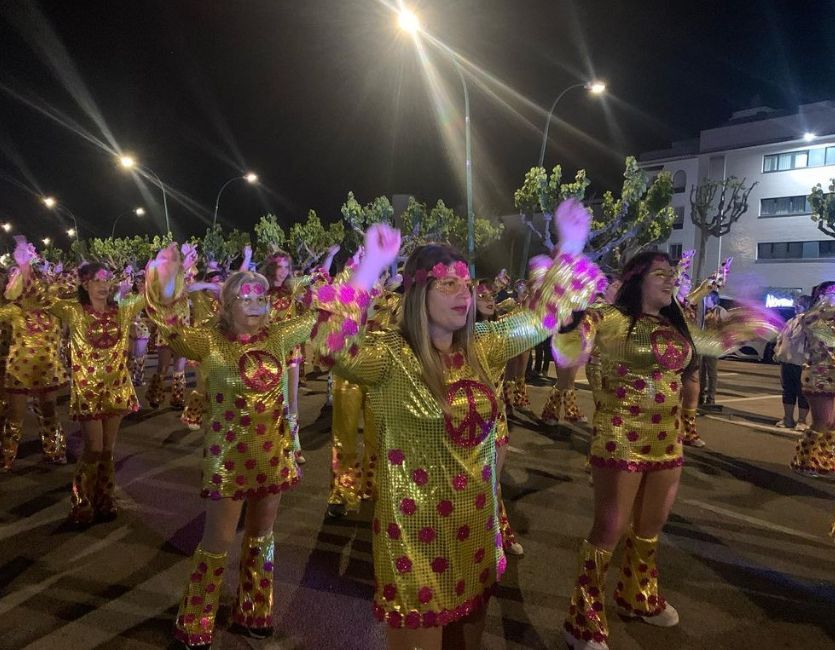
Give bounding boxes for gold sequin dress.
[46,295,146,420]
[0,303,69,395]
[319,253,604,629]
[553,304,780,471]
[800,298,835,396]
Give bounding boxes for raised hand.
[554,198,590,255]
[363,223,401,270]
[12,236,37,268]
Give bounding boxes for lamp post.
[42,196,81,240]
[398,9,475,273]
[537,81,606,167]
[118,155,171,234]
[212,172,258,227]
[110,207,146,238]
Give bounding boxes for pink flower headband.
[405,261,470,290]
[93,269,113,282]
[239,282,266,297]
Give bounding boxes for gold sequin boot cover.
[613,529,667,617]
[498,497,518,550]
[563,388,586,423]
[513,375,530,409]
[232,532,275,630]
[564,540,612,647]
[131,355,146,386]
[790,428,835,475]
[174,548,228,646]
[1,420,23,471]
[170,371,186,408]
[329,375,362,510]
[181,390,206,430]
[541,386,562,425]
[681,407,702,445]
[69,456,99,525]
[146,372,165,408]
[94,453,118,520]
[39,410,67,464]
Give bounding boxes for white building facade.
[640,101,835,302]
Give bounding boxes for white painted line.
[718,372,740,377]
[702,414,801,438]
[678,498,828,544]
[717,394,782,403]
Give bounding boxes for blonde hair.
[219,271,270,333]
[400,245,492,411]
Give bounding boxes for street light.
[67,228,76,238]
[397,8,475,273]
[42,237,51,246]
[537,80,606,167]
[41,196,81,240]
[1,223,11,233]
[803,132,817,142]
[212,172,259,227]
[118,154,170,234]
[111,206,147,238]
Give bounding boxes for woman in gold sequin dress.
[322,200,604,650]
[0,255,69,472]
[554,251,781,650]
[790,280,835,477]
[147,228,399,650]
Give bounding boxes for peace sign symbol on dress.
[87,312,122,349]
[444,379,498,448]
[238,350,283,393]
[650,328,690,371]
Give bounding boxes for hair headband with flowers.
[404,260,471,290]
[93,268,113,282]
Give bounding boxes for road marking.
[678,498,828,544]
[718,394,782,403]
[718,372,740,377]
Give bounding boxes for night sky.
[0,0,832,244]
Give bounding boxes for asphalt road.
[0,359,833,649]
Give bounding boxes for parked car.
[716,298,792,363]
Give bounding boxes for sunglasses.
[431,277,474,295]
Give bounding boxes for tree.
[588,157,675,271]
[808,179,835,238]
[253,214,286,259]
[194,225,250,271]
[399,197,503,257]
[340,192,394,250]
[287,210,344,270]
[689,176,757,279]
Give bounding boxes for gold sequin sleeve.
[802,299,835,350]
[325,330,392,387]
[475,311,550,373]
[270,312,318,351]
[551,306,609,368]
[496,297,516,315]
[687,307,781,358]
[147,319,212,362]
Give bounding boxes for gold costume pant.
[146,372,165,408]
[37,409,67,464]
[512,376,530,409]
[541,387,562,424]
[174,547,227,646]
[170,371,186,408]
[232,532,276,630]
[329,376,378,509]
[790,428,835,475]
[1,420,22,471]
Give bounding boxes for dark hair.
[262,251,293,288]
[811,281,835,306]
[202,269,224,283]
[475,278,497,322]
[615,250,696,371]
[78,262,115,306]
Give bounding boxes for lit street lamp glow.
[135,207,146,216]
[586,81,606,94]
[111,206,148,237]
[117,154,170,233]
[803,132,817,142]
[213,173,260,226]
[67,228,76,238]
[42,237,51,246]
[398,9,420,34]
[42,196,57,209]
[1,223,11,233]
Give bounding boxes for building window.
[668,243,683,260]
[672,206,685,230]
[763,146,835,172]
[757,240,835,260]
[672,170,687,193]
[760,195,811,217]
